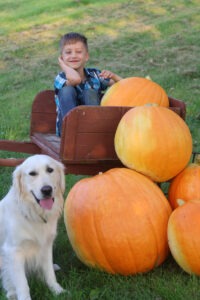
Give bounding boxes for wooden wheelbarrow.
[0,90,186,175]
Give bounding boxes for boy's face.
[61,41,89,71]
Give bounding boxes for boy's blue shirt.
[54,67,110,135]
[54,67,109,95]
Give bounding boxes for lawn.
[0,0,200,299]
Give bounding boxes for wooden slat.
[60,106,132,162]
[31,133,60,153]
[31,90,56,113]
[60,107,80,160]
[31,113,56,134]
[169,96,186,119]
[0,140,41,154]
[30,90,56,134]
[0,158,25,167]
[74,132,118,159]
[65,161,124,175]
[169,107,181,115]
[31,133,60,161]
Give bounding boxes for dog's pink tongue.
[39,198,54,210]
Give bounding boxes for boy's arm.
[58,57,82,86]
[99,70,122,86]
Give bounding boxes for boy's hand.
[99,70,114,79]
[58,56,82,86]
[58,56,65,69]
[58,56,72,72]
[100,70,122,85]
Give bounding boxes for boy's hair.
[59,32,88,52]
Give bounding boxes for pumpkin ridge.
[138,175,170,269]
[101,169,149,273]
[64,179,106,269]
[99,170,138,273]
[109,170,139,273]
[109,169,170,272]
[91,207,116,273]
[85,176,116,272]
[146,214,160,268]
[92,171,135,274]
[136,178,171,267]
[151,107,172,177]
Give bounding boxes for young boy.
[54,32,122,136]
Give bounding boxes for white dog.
[0,154,66,300]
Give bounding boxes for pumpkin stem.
[177,199,185,207]
[145,103,159,107]
[145,75,152,81]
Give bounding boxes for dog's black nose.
[41,185,52,197]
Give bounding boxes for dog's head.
[12,155,65,221]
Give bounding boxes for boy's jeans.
[57,86,101,136]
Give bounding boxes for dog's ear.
[57,162,65,194]
[13,164,23,197]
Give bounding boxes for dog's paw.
[6,290,17,300]
[8,293,31,300]
[7,295,17,300]
[51,282,65,295]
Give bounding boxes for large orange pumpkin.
[101,77,169,107]
[114,105,192,182]
[64,168,172,275]
[168,158,200,209]
[168,200,200,275]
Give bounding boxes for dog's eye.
[47,167,54,173]
[29,171,37,176]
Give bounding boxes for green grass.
[0,0,200,299]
